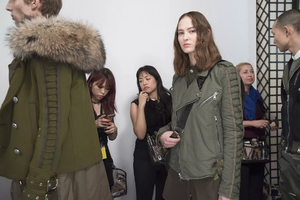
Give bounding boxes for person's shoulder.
[131,98,138,105]
[213,60,236,75]
[215,60,235,69]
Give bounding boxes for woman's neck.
[148,91,158,100]
[91,97,101,104]
[189,53,196,66]
[244,85,251,95]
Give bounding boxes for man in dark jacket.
[1,0,112,199]
[272,9,300,200]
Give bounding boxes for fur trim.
[7,17,105,73]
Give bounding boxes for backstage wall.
[0,0,256,199]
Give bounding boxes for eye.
[178,31,184,35]
[190,29,196,33]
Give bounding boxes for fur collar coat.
[0,17,110,199]
[7,16,106,73]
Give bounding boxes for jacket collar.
[6,17,106,73]
[292,49,300,60]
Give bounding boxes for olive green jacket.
[158,61,244,200]
[0,17,106,199]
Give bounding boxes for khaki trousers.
[11,161,112,200]
[163,167,221,200]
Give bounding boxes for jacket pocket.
[214,115,222,152]
[194,91,220,111]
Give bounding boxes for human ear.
[283,25,293,36]
[31,0,40,9]
[208,29,211,35]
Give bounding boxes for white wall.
[0,1,256,199]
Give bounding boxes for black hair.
[276,9,300,32]
[136,65,172,116]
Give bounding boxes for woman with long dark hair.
[130,65,172,200]
[158,11,244,200]
[87,68,117,188]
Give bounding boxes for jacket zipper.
[294,71,300,86]
[195,91,219,110]
[285,95,290,152]
[214,116,221,152]
[178,143,183,180]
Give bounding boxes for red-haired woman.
[87,68,118,188]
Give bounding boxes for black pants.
[239,162,265,200]
[134,158,167,200]
[103,157,114,187]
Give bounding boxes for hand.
[104,122,117,134]
[160,131,180,148]
[218,195,233,200]
[138,91,149,107]
[252,120,269,129]
[269,121,279,131]
[95,115,111,128]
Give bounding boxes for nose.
[99,87,105,94]
[6,1,12,12]
[183,32,188,40]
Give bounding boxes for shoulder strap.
[176,62,217,131]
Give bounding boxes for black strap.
[176,65,215,130]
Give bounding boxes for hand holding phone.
[106,113,115,120]
[170,131,179,138]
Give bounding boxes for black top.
[94,105,112,162]
[132,98,171,161]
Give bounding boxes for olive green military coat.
[0,17,106,198]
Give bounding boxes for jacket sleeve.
[156,122,172,146]
[218,64,244,200]
[22,59,73,200]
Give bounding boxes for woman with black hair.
[130,65,172,200]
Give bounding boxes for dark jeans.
[134,158,167,200]
[163,167,221,200]
[239,162,265,200]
